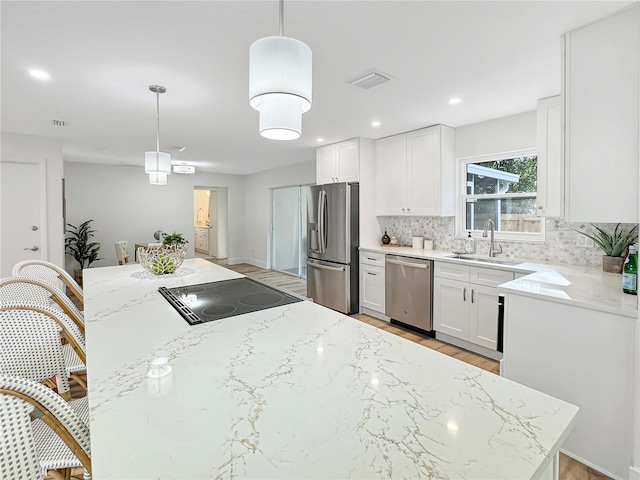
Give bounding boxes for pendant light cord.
[279,0,284,36]
[155,90,160,155]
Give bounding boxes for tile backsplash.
[378,216,637,267]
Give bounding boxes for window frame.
[457,149,545,243]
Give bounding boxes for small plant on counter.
[161,231,188,246]
[575,223,638,273]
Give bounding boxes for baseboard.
[245,258,267,269]
[226,257,249,265]
[359,307,390,322]
[225,257,268,269]
[630,465,640,480]
[559,449,623,480]
[435,332,503,361]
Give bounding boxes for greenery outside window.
[460,150,545,242]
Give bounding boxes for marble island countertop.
[84,259,578,479]
[360,246,638,318]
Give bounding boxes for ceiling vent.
[348,69,393,90]
[169,145,186,152]
[50,119,68,127]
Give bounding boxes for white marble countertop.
[84,258,578,479]
[360,246,638,318]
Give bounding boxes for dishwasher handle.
[386,259,429,269]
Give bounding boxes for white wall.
[0,132,65,268]
[455,110,537,159]
[272,187,301,272]
[243,160,315,269]
[63,162,246,268]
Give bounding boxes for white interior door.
[0,160,47,276]
[208,190,218,257]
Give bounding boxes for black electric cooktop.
[158,277,303,326]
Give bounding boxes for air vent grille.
[169,145,186,152]
[348,70,393,90]
[50,119,68,127]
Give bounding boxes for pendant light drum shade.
[148,172,168,185]
[144,151,171,174]
[249,35,312,140]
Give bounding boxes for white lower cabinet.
[359,252,385,314]
[194,227,209,253]
[433,262,514,351]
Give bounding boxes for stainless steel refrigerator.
[306,182,359,314]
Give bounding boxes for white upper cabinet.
[375,125,455,216]
[536,96,564,218]
[564,6,639,223]
[316,138,359,184]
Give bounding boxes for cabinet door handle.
[463,287,467,302]
[367,272,377,276]
[471,289,475,303]
[366,257,376,261]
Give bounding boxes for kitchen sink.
[448,254,522,266]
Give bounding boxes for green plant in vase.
[65,219,103,285]
[575,223,638,273]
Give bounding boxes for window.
[461,150,544,241]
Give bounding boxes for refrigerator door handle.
[317,190,325,254]
[322,190,328,253]
[307,261,345,272]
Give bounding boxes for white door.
[375,134,407,216]
[469,284,500,350]
[0,160,47,277]
[360,264,385,313]
[316,145,336,185]
[433,277,469,341]
[335,139,359,183]
[209,190,218,257]
[407,126,440,216]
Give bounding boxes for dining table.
[83,258,578,479]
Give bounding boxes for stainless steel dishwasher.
[385,255,433,333]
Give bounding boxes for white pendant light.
[144,85,171,175]
[148,172,168,185]
[249,0,312,140]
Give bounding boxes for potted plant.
[575,223,638,273]
[161,231,188,246]
[65,219,102,285]
[138,231,188,275]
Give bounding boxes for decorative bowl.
[138,244,186,275]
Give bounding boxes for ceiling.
[0,1,632,175]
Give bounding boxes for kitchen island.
[84,258,578,479]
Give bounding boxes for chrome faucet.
[482,219,502,257]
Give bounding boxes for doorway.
[0,160,48,276]
[271,185,310,278]
[193,187,228,260]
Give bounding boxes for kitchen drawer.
[470,267,514,287]
[434,262,470,281]
[360,251,385,267]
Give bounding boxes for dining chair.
[0,394,42,480]
[12,259,84,306]
[0,304,87,392]
[0,309,70,400]
[0,375,92,479]
[0,276,85,336]
[115,240,130,265]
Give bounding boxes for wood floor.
[56,260,609,480]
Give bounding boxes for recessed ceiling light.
[371,121,381,127]
[316,138,325,142]
[29,69,51,80]
[448,98,462,105]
